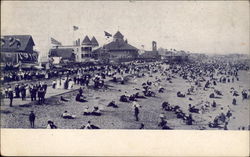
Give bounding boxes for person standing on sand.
[20,84,26,100]
[133,102,141,121]
[29,111,36,128]
[8,87,13,107]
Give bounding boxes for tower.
[152,41,157,51]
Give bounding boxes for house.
[71,35,100,62]
[97,31,139,63]
[49,35,100,63]
[48,47,75,64]
[0,35,38,65]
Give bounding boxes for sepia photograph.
[1,0,249,156]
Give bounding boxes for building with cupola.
[94,31,139,63]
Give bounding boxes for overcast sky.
[1,1,249,56]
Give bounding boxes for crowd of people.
[3,81,48,106]
[1,56,250,130]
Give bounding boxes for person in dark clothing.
[47,121,57,129]
[15,85,20,98]
[37,87,43,104]
[41,88,46,104]
[79,87,83,95]
[20,85,26,100]
[139,123,144,129]
[8,89,14,107]
[75,93,87,102]
[107,101,118,108]
[30,86,37,101]
[162,123,172,130]
[134,105,140,121]
[232,98,237,105]
[186,114,194,125]
[33,86,38,101]
[42,83,48,92]
[29,111,36,128]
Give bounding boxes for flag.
[15,39,21,48]
[73,26,79,31]
[51,37,62,46]
[1,37,5,46]
[104,31,112,38]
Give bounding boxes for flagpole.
[73,27,75,45]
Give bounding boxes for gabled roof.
[104,40,138,51]
[49,48,75,59]
[91,36,99,47]
[113,31,124,39]
[1,35,35,52]
[82,35,91,45]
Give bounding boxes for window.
[81,54,84,58]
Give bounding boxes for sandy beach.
[1,64,249,130]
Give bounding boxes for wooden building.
[0,35,38,66]
[96,31,139,63]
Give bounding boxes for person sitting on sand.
[83,106,91,115]
[209,93,215,98]
[162,101,170,110]
[129,94,137,101]
[46,120,57,129]
[143,89,156,97]
[214,89,223,96]
[158,118,167,128]
[80,121,100,129]
[107,101,118,108]
[186,114,194,125]
[162,123,172,130]
[176,109,187,120]
[233,91,239,97]
[158,86,165,93]
[241,90,248,100]
[158,112,167,127]
[62,111,76,119]
[120,95,130,102]
[212,100,217,107]
[75,93,87,103]
[232,98,237,105]
[188,104,200,113]
[92,106,101,116]
[84,121,92,129]
[177,91,185,97]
